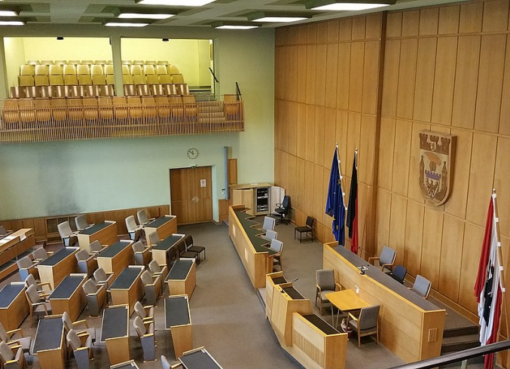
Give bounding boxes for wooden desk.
[229,205,277,288]
[0,282,29,331]
[144,215,177,241]
[151,234,183,267]
[49,273,87,321]
[0,228,35,280]
[37,247,79,289]
[96,240,134,281]
[31,316,66,369]
[165,259,196,297]
[323,243,446,362]
[77,221,117,250]
[109,266,144,315]
[179,347,222,369]
[101,305,130,365]
[326,289,371,327]
[165,295,192,358]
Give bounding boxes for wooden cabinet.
[231,183,272,216]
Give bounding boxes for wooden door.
[170,166,213,225]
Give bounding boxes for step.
[198,106,223,113]
[198,112,225,119]
[441,334,480,354]
[443,324,479,338]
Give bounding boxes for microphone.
[290,277,299,284]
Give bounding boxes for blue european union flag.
[325,147,346,245]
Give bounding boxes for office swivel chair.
[274,195,290,225]
[388,265,407,284]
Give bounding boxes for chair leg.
[358,333,361,348]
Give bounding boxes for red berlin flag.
[474,193,504,369]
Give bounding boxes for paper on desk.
[20,233,26,241]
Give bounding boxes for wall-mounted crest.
[419,131,456,206]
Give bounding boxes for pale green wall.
[0,26,275,222]
[4,38,25,89]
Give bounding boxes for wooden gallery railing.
[0,96,244,142]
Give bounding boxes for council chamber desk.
[0,282,29,331]
[31,316,66,369]
[323,243,446,363]
[77,221,117,250]
[143,215,177,241]
[109,266,144,315]
[228,205,277,289]
[179,347,222,369]
[96,240,134,280]
[0,228,35,280]
[151,234,184,267]
[49,273,87,321]
[166,259,196,297]
[101,305,130,365]
[37,247,79,289]
[165,295,192,358]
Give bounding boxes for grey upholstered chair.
[0,341,26,369]
[348,305,380,348]
[75,249,98,276]
[141,270,161,306]
[57,221,78,246]
[134,301,154,322]
[133,316,156,361]
[160,355,183,369]
[88,240,106,255]
[148,259,167,279]
[132,241,151,266]
[17,256,37,281]
[137,209,154,226]
[82,279,106,317]
[411,275,432,299]
[125,215,143,241]
[67,329,93,369]
[315,269,341,315]
[0,225,12,237]
[269,239,283,271]
[262,229,278,242]
[93,267,114,289]
[24,274,52,297]
[25,284,52,324]
[75,214,93,231]
[0,322,31,353]
[388,265,407,284]
[147,231,160,248]
[31,247,53,262]
[368,246,397,272]
[261,216,275,232]
[62,311,96,342]
[184,235,206,262]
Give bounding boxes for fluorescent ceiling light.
[105,22,148,27]
[312,3,389,10]
[253,17,306,23]
[137,0,215,5]
[216,25,259,30]
[0,21,24,26]
[119,13,174,19]
[0,11,18,17]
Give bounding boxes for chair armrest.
[335,283,342,291]
[38,291,50,299]
[367,256,379,265]
[72,319,90,328]
[142,333,154,338]
[47,251,55,256]
[6,328,23,338]
[348,312,359,322]
[142,317,154,323]
[75,346,90,352]
[380,263,393,271]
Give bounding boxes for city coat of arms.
[419,131,456,206]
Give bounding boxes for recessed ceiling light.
[312,3,389,10]
[253,17,306,23]
[105,22,149,27]
[216,25,259,30]
[119,13,174,20]
[0,11,18,17]
[0,21,24,26]
[137,0,215,6]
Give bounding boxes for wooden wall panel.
[327,20,339,43]
[404,200,424,277]
[389,194,407,267]
[349,42,365,113]
[431,36,457,125]
[297,45,307,103]
[396,39,418,120]
[366,13,382,39]
[376,189,392,253]
[438,6,460,34]
[359,115,376,185]
[314,107,325,166]
[407,122,430,203]
[482,0,509,32]
[325,44,338,108]
[378,118,395,191]
[306,45,317,105]
[439,215,464,302]
[494,137,510,238]
[337,43,351,111]
[459,2,483,33]
[338,18,352,41]
[381,40,401,118]
[347,112,361,169]
[459,223,484,313]
[391,120,412,197]
[287,102,298,156]
[499,37,510,135]
[352,17,366,40]
[362,41,380,115]
[305,105,315,163]
[296,104,306,160]
[315,44,327,107]
[413,38,436,123]
[419,8,439,35]
[402,10,420,37]
[323,108,337,169]
[420,207,443,287]
[336,110,349,175]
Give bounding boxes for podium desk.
[166,259,196,297]
[265,272,287,320]
[0,282,29,331]
[110,360,140,369]
[96,240,134,281]
[101,305,130,365]
[37,247,79,289]
[179,347,222,369]
[109,266,144,315]
[144,215,177,241]
[77,221,117,250]
[49,273,87,321]
[31,316,66,369]
[151,234,184,267]
[165,295,192,358]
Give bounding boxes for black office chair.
[294,216,315,243]
[387,265,407,284]
[274,196,290,225]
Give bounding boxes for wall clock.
[187,148,199,159]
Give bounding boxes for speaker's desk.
[77,221,117,250]
[49,273,87,321]
[96,240,134,281]
[166,259,196,297]
[151,234,183,267]
[179,347,222,369]
[323,243,446,362]
[109,266,144,315]
[101,305,130,365]
[37,247,79,289]
[165,295,192,358]
[31,316,66,369]
[144,215,177,241]
[228,205,277,288]
[0,282,29,331]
